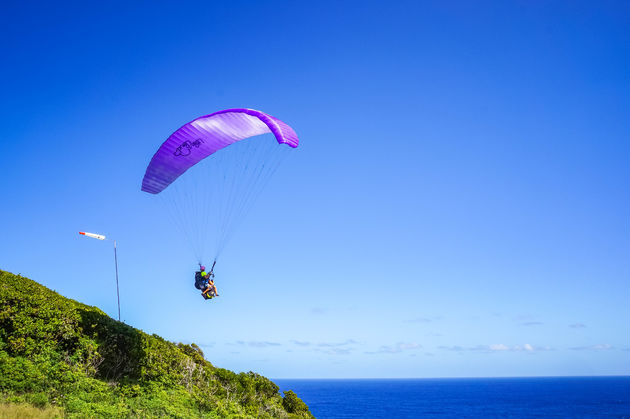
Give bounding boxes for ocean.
[275,377,630,418]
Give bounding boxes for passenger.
[202,276,219,298]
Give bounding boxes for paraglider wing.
[141,108,299,194]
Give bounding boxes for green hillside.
[0,270,312,418]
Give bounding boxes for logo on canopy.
[174,139,204,157]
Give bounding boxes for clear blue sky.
[1,1,629,378]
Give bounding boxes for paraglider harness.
[195,261,216,300]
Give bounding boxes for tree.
[282,390,312,417]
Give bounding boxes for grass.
[0,403,64,419]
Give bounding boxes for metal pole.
[114,240,120,321]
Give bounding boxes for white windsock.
[79,232,106,240]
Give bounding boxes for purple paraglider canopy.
[141,108,299,194]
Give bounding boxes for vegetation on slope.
[0,270,312,418]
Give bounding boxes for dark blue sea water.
[275,377,630,418]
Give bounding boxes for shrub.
[0,270,312,418]
[282,390,312,417]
